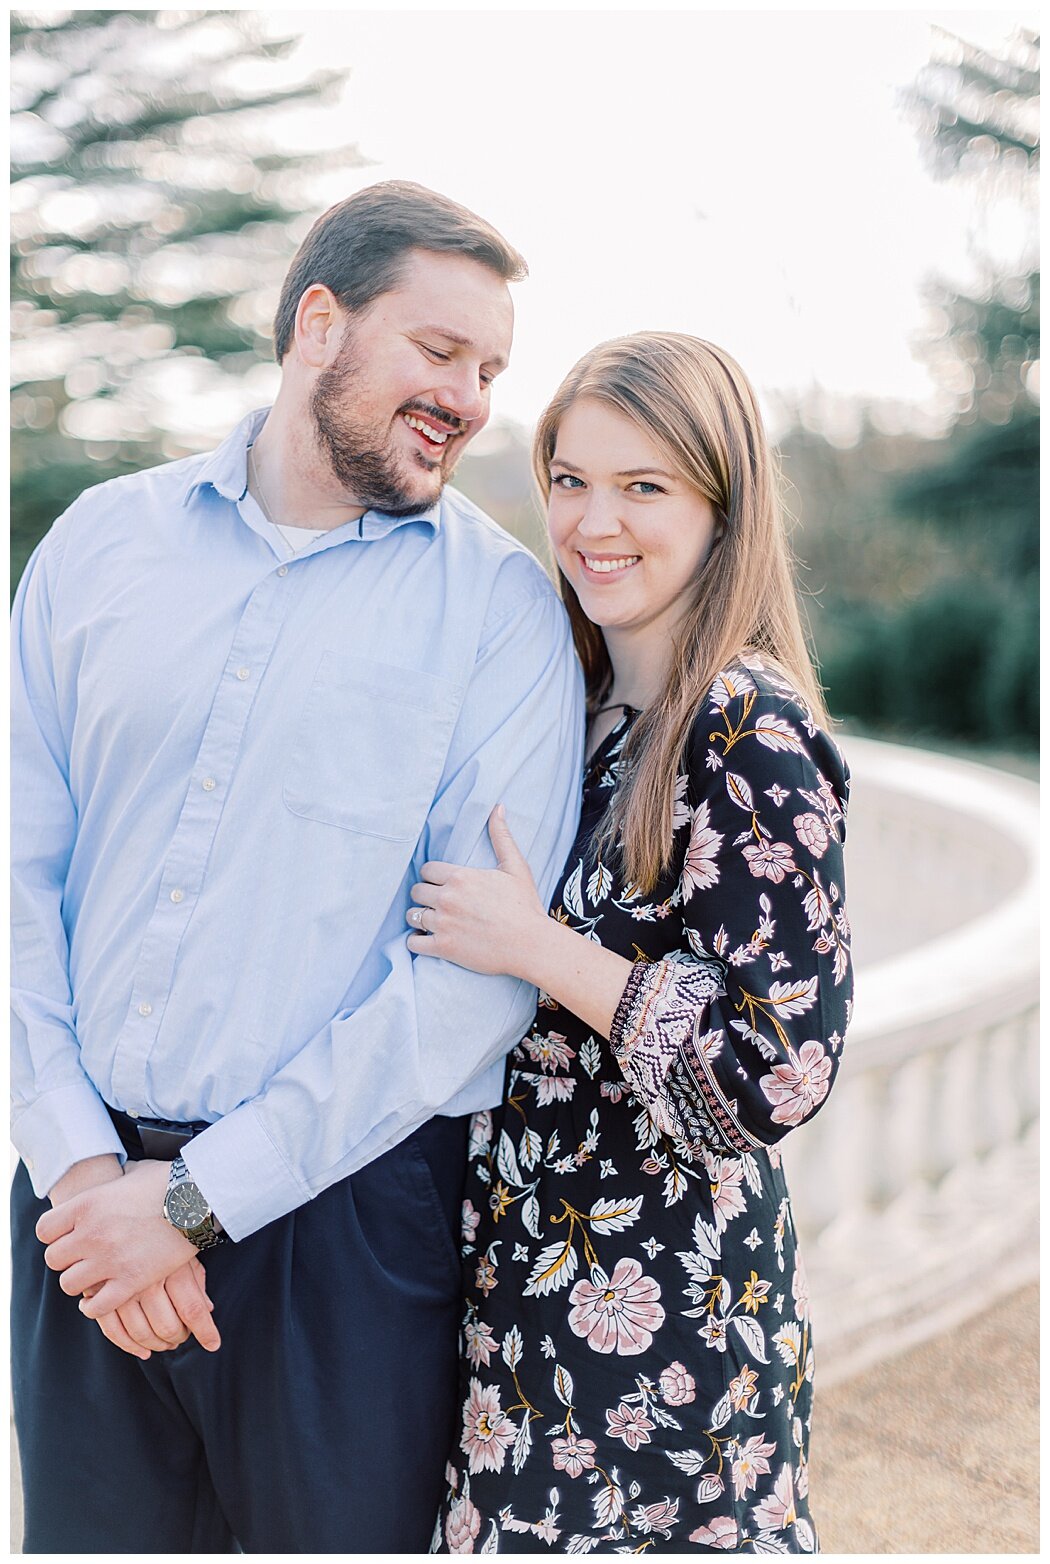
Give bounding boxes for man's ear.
[294,285,344,370]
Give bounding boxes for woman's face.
[547,397,721,643]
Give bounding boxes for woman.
[409,334,852,1553]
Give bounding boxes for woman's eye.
[629,480,664,496]
[551,473,584,490]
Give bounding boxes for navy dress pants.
[11,1114,469,1554]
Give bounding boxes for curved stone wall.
[782,737,1039,1383]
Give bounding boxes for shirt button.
[138,1002,153,1017]
[202,777,216,792]
[170,888,184,904]
[126,1111,138,1120]
[236,667,250,681]
[277,565,289,577]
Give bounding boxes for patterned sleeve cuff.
[610,956,759,1157]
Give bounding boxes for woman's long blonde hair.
[533,332,828,894]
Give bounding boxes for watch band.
[165,1155,226,1250]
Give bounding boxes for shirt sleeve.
[609,680,853,1157]
[183,587,586,1239]
[11,526,128,1195]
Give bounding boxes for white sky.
[254,6,1036,438]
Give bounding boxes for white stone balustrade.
[781,737,1040,1382]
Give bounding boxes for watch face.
[165,1181,210,1231]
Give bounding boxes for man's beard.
[309,331,450,518]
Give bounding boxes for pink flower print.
[729,1364,759,1411]
[605,1401,655,1451]
[658,1362,696,1405]
[761,1040,832,1126]
[689,1516,739,1549]
[751,1463,798,1530]
[463,1318,499,1369]
[467,1111,493,1158]
[629,1498,680,1538]
[444,1494,482,1553]
[474,1256,498,1296]
[568,1258,665,1356]
[731,1433,776,1500]
[461,1199,480,1244]
[460,1378,515,1475]
[551,1433,597,1478]
[743,840,797,884]
[681,801,723,901]
[523,1030,576,1072]
[793,811,829,857]
[709,1156,747,1232]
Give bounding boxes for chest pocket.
[283,651,462,840]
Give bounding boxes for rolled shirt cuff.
[180,1101,311,1242]
[12,1081,127,1199]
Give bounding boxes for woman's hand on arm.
[407,806,633,1036]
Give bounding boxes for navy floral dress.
[433,657,852,1554]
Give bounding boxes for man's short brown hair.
[272,180,527,362]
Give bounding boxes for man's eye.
[421,345,450,362]
[551,473,584,490]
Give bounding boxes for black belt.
[106,1103,211,1161]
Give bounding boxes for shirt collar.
[181,407,442,540]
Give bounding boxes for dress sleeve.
[609,677,852,1156]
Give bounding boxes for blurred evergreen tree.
[815,28,1039,748]
[11,9,357,585]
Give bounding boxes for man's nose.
[434,367,487,425]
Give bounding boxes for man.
[12,181,584,1552]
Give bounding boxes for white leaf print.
[665,1447,707,1476]
[563,860,585,919]
[796,1518,817,1553]
[718,1277,731,1311]
[521,1193,542,1240]
[586,861,613,904]
[726,771,755,811]
[481,1521,500,1554]
[685,926,714,960]
[512,1412,532,1475]
[741,1153,763,1195]
[554,1363,574,1407]
[523,1237,579,1297]
[709,1389,733,1430]
[496,1129,522,1186]
[833,943,850,985]
[579,1034,602,1079]
[520,1127,542,1172]
[692,1215,721,1264]
[696,1474,726,1504]
[767,977,819,1017]
[566,1536,602,1555]
[730,1312,769,1363]
[592,1476,624,1527]
[649,1407,682,1430]
[546,1131,561,1161]
[633,1109,659,1151]
[663,1165,687,1207]
[677,1250,715,1285]
[696,1029,724,1061]
[754,714,805,753]
[752,1534,792,1553]
[502,1324,524,1369]
[709,669,756,708]
[588,1196,643,1232]
[803,884,831,932]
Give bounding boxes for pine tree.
[11,9,357,583]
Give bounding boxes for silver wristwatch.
[162,1155,225,1251]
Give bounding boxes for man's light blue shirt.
[12,408,584,1239]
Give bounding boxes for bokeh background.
[11,8,1039,771]
[9,8,1040,1555]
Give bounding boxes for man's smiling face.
[310,248,514,516]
